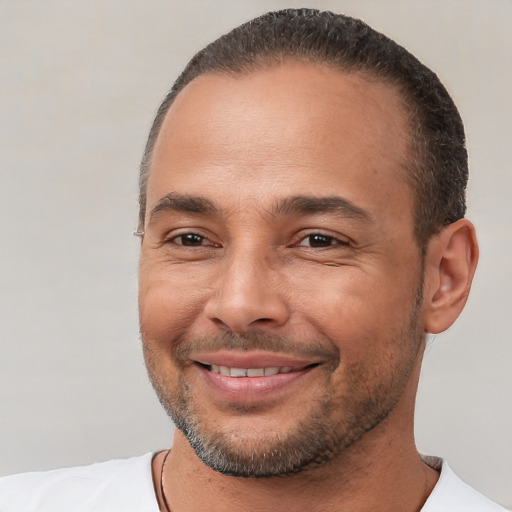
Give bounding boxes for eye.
[167,232,217,247]
[296,233,348,248]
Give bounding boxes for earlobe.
[423,219,479,334]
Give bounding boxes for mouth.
[196,362,317,377]
[190,352,324,402]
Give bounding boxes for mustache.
[172,331,340,364]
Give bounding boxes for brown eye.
[309,234,335,247]
[294,232,350,249]
[299,234,336,247]
[173,233,209,246]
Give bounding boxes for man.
[0,8,506,512]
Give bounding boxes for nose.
[204,250,290,333]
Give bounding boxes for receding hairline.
[140,58,417,230]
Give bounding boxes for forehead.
[147,61,413,224]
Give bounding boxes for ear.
[423,219,479,334]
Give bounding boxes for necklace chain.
[160,449,172,512]
[159,448,434,511]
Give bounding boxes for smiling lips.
[192,351,321,401]
[206,364,302,377]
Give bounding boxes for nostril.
[204,287,290,332]
[210,317,229,329]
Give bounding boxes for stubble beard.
[142,284,425,479]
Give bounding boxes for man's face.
[139,62,426,477]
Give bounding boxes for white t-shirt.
[0,453,507,511]
[0,453,158,512]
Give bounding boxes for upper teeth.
[210,365,294,377]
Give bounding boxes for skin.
[139,61,478,511]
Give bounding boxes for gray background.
[1,0,511,508]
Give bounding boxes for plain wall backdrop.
[1,0,511,508]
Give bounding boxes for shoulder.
[422,457,508,511]
[0,453,159,512]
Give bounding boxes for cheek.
[138,261,211,341]
[288,264,419,353]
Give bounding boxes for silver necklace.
[160,449,172,512]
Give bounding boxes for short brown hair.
[138,9,467,247]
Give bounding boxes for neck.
[155,421,438,512]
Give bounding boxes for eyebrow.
[149,193,219,222]
[148,192,371,225]
[271,195,372,221]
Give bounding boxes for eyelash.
[164,232,219,247]
[164,231,349,249]
[293,233,350,249]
